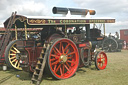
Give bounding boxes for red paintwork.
[0,48,5,65]
[79,43,86,47]
[48,39,79,79]
[25,47,43,72]
[79,41,91,48]
[96,51,107,70]
[0,54,5,65]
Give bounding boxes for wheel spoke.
[55,64,61,72]
[10,49,17,53]
[10,56,16,60]
[104,46,108,48]
[67,51,75,56]
[97,63,99,66]
[101,54,103,58]
[64,43,70,52]
[17,62,20,68]
[51,54,60,58]
[54,64,57,71]
[67,60,76,65]
[13,47,20,53]
[67,56,71,59]
[11,59,16,63]
[51,60,59,65]
[50,58,57,62]
[10,54,16,56]
[64,64,70,71]
[53,47,58,55]
[67,55,73,59]
[98,63,101,67]
[54,46,61,55]
[66,49,69,54]
[63,64,65,74]
[100,63,102,67]
[103,58,105,63]
[62,44,65,54]
[60,67,63,77]
[66,62,70,68]
[15,61,18,66]
[59,42,62,52]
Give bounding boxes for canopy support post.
[103,23,105,36]
[65,24,68,38]
[24,22,28,40]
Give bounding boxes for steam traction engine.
[1,7,115,84]
[101,36,123,52]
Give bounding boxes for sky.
[0,0,128,34]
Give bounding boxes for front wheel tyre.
[95,51,107,70]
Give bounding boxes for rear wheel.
[5,40,22,70]
[102,38,118,52]
[46,38,79,79]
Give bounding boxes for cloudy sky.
[0,0,128,34]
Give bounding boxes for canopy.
[4,15,115,28]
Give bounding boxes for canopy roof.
[4,15,115,28]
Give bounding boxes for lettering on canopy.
[27,19,115,25]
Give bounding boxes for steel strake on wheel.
[47,38,79,79]
[5,40,22,70]
[95,51,107,70]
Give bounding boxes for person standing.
[115,32,119,39]
[108,33,112,37]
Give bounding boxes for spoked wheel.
[5,40,22,70]
[46,38,79,79]
[102,38,118,52]
[95,51,107,70]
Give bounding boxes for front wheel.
[46,38,79,79]
[95,51,107,70]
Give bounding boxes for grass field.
[0,50,128,85]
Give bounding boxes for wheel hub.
[109,44,112,47]
[100,58,104,63]
[16,53,21,60]
[60,54,67,63]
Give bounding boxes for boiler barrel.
[52,7,96,15]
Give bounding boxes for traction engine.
[0,7,115,84]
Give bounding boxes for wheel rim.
[8,42,22,70]
[96,52,107,70]
[102,38,118,52]
[48,39,79,79]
